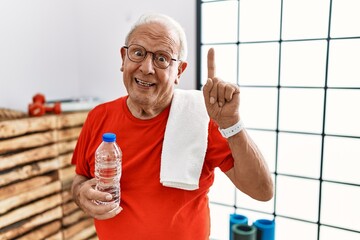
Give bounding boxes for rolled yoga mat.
[253,219,275,240]
[229,214,248,240]
[232,224,257,240]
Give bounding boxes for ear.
[120,47,126,72]
[175,61,188,84]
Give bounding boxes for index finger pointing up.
[207,48,216,79]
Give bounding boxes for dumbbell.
[28,93,62,116]
[32,93,46,105]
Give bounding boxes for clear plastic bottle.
[95,132,122,205]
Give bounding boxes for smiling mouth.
[135,78,155,87]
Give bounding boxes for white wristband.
[218,120,245,138]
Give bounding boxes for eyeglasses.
[123,44,178,69]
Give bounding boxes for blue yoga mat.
[229,214,248,240]
[253,219,275,240]
[232,224,257,240]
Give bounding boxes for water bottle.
[95,132,122,205]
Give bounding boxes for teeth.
[136,79,154,87]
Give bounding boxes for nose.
[139,53,155,74]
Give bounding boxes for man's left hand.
[202,48,241,129]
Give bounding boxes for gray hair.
[125,13,188,61]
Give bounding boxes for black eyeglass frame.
[123,44,179,69]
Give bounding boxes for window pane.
[276,176,320,221]
[331,0,360,37]
[201,44,238,86]
[236,174,275,214]
[321,182,360,231]
[277,133,322,178]
[202,1,238,44]
[323,136,360,185]
[239,42,279,86]
[235,209,274,226]
[241,87,278,130]
[209,168,235,206]
[209,204,234,240]
[239,0,281,41]
[325,89,360,136]
[280,41,327,87]
[247,130,277,173]
[282,0,330,40]
[320,226,360,240]
[327,39,360,87]
[279,88,324,133]
[275,217,318,240]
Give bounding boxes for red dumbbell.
[28,93,62,117]
[28,102,46,116]
[45,102,61,114]
[32,93,46,105]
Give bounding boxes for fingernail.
[106,194,112,201]
[219,102,223,107]
[210,97,215,104]
[111,203,118,209]
[116,207,123,214]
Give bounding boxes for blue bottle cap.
[102,132,116,142]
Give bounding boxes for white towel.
[160,89,210,190]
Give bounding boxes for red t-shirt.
[72,96,234,240]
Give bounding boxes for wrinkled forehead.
[127,23,180,54]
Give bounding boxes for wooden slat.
[0,140,77,172]
[61,190,73,204]
[62,201,78,216]
[0,111,87,139]
[0,108,27,121]
[0,193,62,229]
[0,127,82,154]
[57,127,82,142]
[62,218,93,240]
[67,224,97,240]
[62,209,87,226]
[58,153,73,168]
[17,220,62,240]
[0,207,62,240]
[0,181,61,214]
[57,140,77,154]
[0,115,57,138]
[46,231,63,240]
[0,158,60,187]
[57,112,88,129]
[59,165,76,190]
[0,174,57,200]
[0,144,58,171]
[0,130,57,154]
[59,165,76,185]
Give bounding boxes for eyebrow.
[128,41,176,55]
